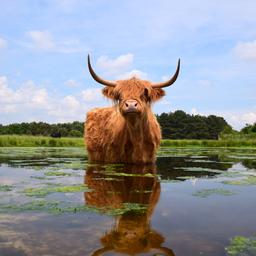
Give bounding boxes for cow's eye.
[144,88,149,97]
[143,88,150,101]
[114,93,120,101]
[115,96,124,104]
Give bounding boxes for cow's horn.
[87,55,117,87]
[152,59,180,88]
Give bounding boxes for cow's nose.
[124,99,138,112]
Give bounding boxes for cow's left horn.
[87,55,117,87]
[152,59,180,88]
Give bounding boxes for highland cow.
[85,55,180,164]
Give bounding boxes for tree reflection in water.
[84,164,175,256]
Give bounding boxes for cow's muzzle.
[122,99,140,114]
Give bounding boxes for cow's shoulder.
[86,107,115,122]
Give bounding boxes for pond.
[0,147,256,256]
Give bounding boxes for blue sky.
[0,0,256,129]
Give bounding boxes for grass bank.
[161,139,256,148]
[1,135,256,148]
[0,135,84,147]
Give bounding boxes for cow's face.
[102,79,165,117]
[87,55,180,118]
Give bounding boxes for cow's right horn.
[87,55,117,87]
[151,59,180,88]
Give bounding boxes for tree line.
[156,110,229,139]
[240,123,256,134]
[0,121,84,137]
[0,110,254,140]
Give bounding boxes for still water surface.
[0,147,256,256]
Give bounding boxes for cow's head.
[87,55,180,118]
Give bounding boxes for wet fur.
[84,78,164,164]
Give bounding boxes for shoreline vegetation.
[1,135,256,148]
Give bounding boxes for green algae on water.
[105,171,156,177]
[30,175,54,180]
[225,236,256,256]
[0,200,60,213]
[176,176,196,180]
[106,203,147,216]
[0,185,13,192]
[218,171,245,178]
[23,184,92,197]
[192,188,236,198]
[0,199,147,216]
[0,200,93,215]
[44,171,73,177]
[222,176,256,186]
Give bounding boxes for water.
[0,147,256,256]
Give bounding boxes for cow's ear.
[150,88,165,101]
[102,87,115,99]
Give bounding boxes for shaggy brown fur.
[84,77,166,164]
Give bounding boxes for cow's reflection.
[84,164,175,256]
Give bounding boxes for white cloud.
[0,37,7,49]
[190,108,200,115]
[0,104,16,113]
[96,54,134,76]
[234,40,256,60]
[0,76,12,100]
[242,112,256,124]
[63,95,80,110]
[2,75,256,128]
[47,94,87,123]
[188,107,256,130]
[81,88,102,102]
[0,77,49,109]
[25,30,86,53]
[117,70,148,80]
[0,75,110,124]
[26,30,55,50]
[31,88,48,105]
[94,54,149,80]
[213,110,256,130]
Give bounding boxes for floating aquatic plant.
[0,200,60,213]
[23,184,91,197]
[176,176,196,180]
[0,199,147,216]
[192,188,236,198]
[222,176,256,186]
[225,236,256,256]
[0,184,13,192]
[44,171,73,177]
